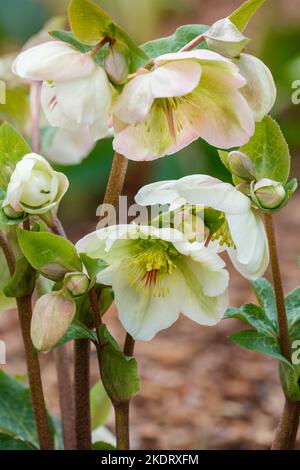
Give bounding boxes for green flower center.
[211,215,235,248]
[129,239,180,297]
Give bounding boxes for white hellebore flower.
[12,41,112,140]
[205,18,276,122]
[76,225,229,341]
[113,50,255,161]
[135,175,269,280]
[3,153,69,216]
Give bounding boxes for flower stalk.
[0,228,53,450]
[264,213,300,449]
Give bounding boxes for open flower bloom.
[205,18,276,122]
[113,50,255,161]
[12,41,111,140]
[135,175,269,280]
[76,225,229,341]
[3,153,69,215]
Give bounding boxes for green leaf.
[99,325,140,405]
[68,0,113,46]
[80,253,108,278]
[90,381,112,430]
[142,24,209,59]
[0,433,35,450]
[285,287,300,341]
[0,122,31,191]
[92,441,116,450]
[17,229,83,281]
[54,319,97,348]
[240,116,290,184]
[251,278,277,326]
[115,26,148,71]
[0,371,49,448]
[99,287,114,316]
[229,329,291,366]
[49,31,91,53]
[0,87,30,130]
[225,304,277,336]
[4,257,36,298]
[279,363,300,402]
[229,0,266,32]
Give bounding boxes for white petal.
[41,82,80,131]
[44,128,95,165]
[176,175,251,214]
[177,256,228,326]
[234,54,276,121]
[227,212,269,279]
[226,210,260,264]
[135,180,179,206]
[55,67,111,138]
[13,41,96,81]
[113,261,184,341]
[205,18,249,58]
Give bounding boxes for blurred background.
[1,0,300,450]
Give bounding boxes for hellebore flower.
[3,153,69,216]
[205,18,276,121]
[135,175,269,280]
[113,50,255,161]
[12,41,111,140]
[76,225,229,341]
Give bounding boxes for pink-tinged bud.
[2,204,24,219]
[64,272,90,297]
[31,293,76,352]
[228,151,255,181]
[253,178,286,209]
[104,47,129,85]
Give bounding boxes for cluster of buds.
[227,150,287,211]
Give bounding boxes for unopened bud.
[253,179,286,209]
[64,272,90,297]
[228,151,255,180]
[104,47,129,85]
[3,204,24,219]
[31,293,76,352]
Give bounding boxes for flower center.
[129,239,180,297]
[211,215,235,248]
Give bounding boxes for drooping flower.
[205,18,276,121]
[43,127,95,166]
[113,50,255,161]
[3,153,69,216]
[135,175,269,280]
[12,41,112,140]
[76,224,229,341]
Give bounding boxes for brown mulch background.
[1,193,299,450]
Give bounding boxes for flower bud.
[228,151,255,180]
[104,47,129,85]
[252,178,286,209]
[31,293,76,352]
[64,272,90,297]
[4,153,69,215]
[2,204,24,219]
[205,18,249,58]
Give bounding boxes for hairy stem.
[264,214,300,449]
[102,152,128,210]
[74,339,92,450]
[0,229,53,449]
[115,403,130,450]
[53,347,76,450]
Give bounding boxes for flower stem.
[49,216,89,450]
[74,339,92,450]
[53,347,76,450]
[264,213,300,449]
[0,229,53,449]
[115,403,130,450]
[180,34,206,52]
[102,152,128,209]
